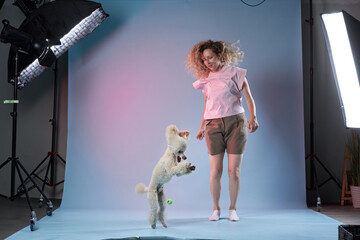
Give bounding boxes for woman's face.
[202,48,223,72]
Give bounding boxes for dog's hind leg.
[157,187,167,228]
[147,190,158,229]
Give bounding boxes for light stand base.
[18,152,65,197]
[306,153,342,211]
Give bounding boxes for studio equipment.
[321,11,360,129]
[305,0,342,212]
[0,19,54,231]
[18,59,67,208]
[0,0,108,231]
[7,0,109,89]
[10,0,108,206]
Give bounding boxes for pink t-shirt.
[193,65,247,120]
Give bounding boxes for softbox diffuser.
[321,11,360,128]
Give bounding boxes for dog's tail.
[135,183,148,194]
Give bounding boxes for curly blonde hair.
[186,40,244,79]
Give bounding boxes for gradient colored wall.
[62,0,305,211]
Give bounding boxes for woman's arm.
[196,95,207,140]
[242,78,259,133]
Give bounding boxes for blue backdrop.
[62,0,305,211]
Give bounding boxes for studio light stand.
[16,59,66,207]
[305,0,342,212]
[0,47,53,231]
[0,0,108,232]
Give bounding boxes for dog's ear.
[179,131,190,140]
[166,125,178,137]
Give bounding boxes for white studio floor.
[6,208,342,240]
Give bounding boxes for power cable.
[240,0,266,7]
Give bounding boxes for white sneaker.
[209,210,220,221]
[229,210,239,221]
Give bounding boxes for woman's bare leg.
[228,153,243,210]
[209,152,224,211]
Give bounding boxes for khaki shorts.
[204,113,248,155]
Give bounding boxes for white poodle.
[135,125,195,229]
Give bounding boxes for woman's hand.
[248,117,259,133]
[242,78,258,133]
[196,128,205,140]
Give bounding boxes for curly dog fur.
[135,125,195,229]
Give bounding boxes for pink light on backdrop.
[67,26,194,204]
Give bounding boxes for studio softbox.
[321,11,360,128]
[7,0,108,88]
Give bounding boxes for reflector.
[321,11,360,128]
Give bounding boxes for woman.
[187,40,259,221]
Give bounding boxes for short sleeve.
[193,80,205,90]
[236,68,247,90]
[193,79,208,96]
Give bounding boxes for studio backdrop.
[61,0,305,211]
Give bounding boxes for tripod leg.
[20,154,50,188]
[56,154,66,164]
[14,160,39,231]
[0,158,11,169]
[39,157,52,207]
[20,154,51,188]
[16,160,53,216]
[314,156,342,189]
[0,158,15,201]
[311,158,322,212]
[52,154,65,186]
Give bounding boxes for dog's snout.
[182,155,187,160]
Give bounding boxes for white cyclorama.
[321,11,360,128]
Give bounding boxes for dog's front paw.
[175,161,192,176]
[184,162,196,174]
